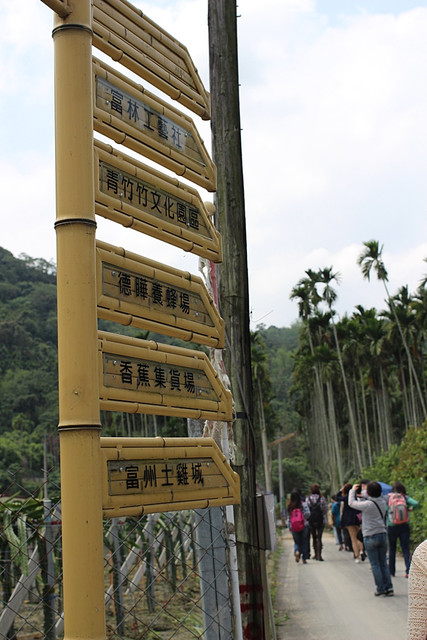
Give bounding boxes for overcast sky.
[1,0,427,328]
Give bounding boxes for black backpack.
[308,497,323,527]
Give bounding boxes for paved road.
[275,529,409,640]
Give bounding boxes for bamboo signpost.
[42,0,239,637]
[97,330,231,420]
[52,2,106,638]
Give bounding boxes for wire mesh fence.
[0,470,234,640]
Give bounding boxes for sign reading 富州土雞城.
[101,436,240,518]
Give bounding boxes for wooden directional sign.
[100,436,240,517]
[93,58,216,192]
[92,0,210,120]
[94,140,222,262]
[96,240,225,347]
[98,331,232,421]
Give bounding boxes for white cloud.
[0,152,56,262]
[237,3,427,325]
[2,0,427,331]
[249,242,427,327]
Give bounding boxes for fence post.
[111,519,125,636]
[187,419,233,639]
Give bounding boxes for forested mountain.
[0,248,58,490]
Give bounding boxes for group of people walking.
[287,480,419,598]
[333,480,419,594]
[286,483,327,563]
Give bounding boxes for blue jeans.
[291,527,309,560]
[388,523,411,574]
[364,532,393,594]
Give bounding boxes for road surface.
[275,529,409,640]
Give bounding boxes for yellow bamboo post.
[53,1,106,638]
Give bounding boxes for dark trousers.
[334,525,343,545]
[310,525,324,558]
[388,523,411,575]
[343,527,353,551]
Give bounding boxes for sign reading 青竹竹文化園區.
[92,0,211,120]
[98,331,232,421]
[96,241,225,348]
[100,436,240,517]
[94,140,222,262]
[93,58,216,192]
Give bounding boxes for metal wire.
[0,469,234,640]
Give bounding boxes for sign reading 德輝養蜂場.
[96,241,225,348]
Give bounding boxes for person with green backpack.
[387,481,419,579]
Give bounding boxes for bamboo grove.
[290,240,427,491]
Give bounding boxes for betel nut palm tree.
[316,267,363,472]
[357,240,426,420]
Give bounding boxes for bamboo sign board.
[92,0,210,120]
[93,59,216,192]
[96,240,225,347]
[100,436,240,517]
[94,140,222,262]
[98,331,232,421]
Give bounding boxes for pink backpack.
[290,507,305,532]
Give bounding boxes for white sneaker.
[355,558,361,563]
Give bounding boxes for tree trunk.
[332,324,363,473]
[375,390,385,452]
[257,378,272,493]
[352,373,366,468]
[359,368,373,467]
[326,379,343,489]
[379,367,392,449]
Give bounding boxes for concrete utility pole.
[208,2,265,637]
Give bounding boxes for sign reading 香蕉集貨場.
[98,331,232,421]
